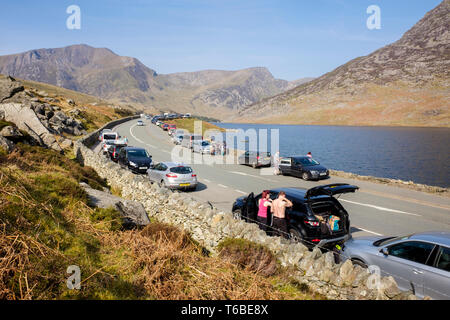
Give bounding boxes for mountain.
[0,45,310,119]
[237,0,450,127]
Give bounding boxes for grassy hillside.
[0,143,321,300]
[170,118,225,136]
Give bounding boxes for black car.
[279,156,329,181]
[117,147,152,174]
[231,184,359,249]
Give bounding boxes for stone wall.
[73,119,418,301]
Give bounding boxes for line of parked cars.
[139,118,450,299]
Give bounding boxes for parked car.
[340,231,450,300]
[137,120,144,126]
[162,123,169,131]
[238,151,272,168]
[107,141,128,162]
[117,147,152,174]
[99,131,118,143]
[98,129,112,141]
[147,162,197,190]
[181,134,202,149]
[167,124,176,134]
[279,156,329,181]
[193,140,212,154]
[232,184,358,249]
[172,134,184,145]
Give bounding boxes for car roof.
[160,162,191,168]
[124,147,145,151]
[408,232,450,247]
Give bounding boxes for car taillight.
[166,174,177,178]
[191,174,197,177]
[311,239,321,243]
[305,220,320,227]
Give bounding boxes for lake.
[215,123,450,188]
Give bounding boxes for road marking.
[231,171,248,176]
[230,171,275,182]
[354,226,383,236]
[203,179,211,183]
[129,124,145,144]
[218,184,228,189]
[341,199,422,217]
[235,189,247,195]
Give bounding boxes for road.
[105,118,450,239]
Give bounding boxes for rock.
[0,136,14,152]
[0,76,24,102]
[0,125,22,140]
[81,182,150,227]
[67,99,75,105]
[408,294,419,300]
[339,260,354,286]
[380,276,401,298]
[0,103,62,151]
[324,251,336,269]
[60,138,73,149]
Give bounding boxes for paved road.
[107,119,450,239]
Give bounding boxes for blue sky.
[0,0,442,80]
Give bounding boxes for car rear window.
[170,166,193,174]
[104,134,117,140]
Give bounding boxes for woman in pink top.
[257,190,272,232]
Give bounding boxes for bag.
[328,215,340,231]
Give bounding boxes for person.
[273,151,280,175]
[271,191,293,239]
[257,190,272,233]
[307,152,312,158]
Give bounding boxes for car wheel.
[351,259,368,268]
[289,229,304,243]
[302,172,310,181]
[232,209,242,220]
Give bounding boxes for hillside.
[236,0,450,127]
[0,45,311,120]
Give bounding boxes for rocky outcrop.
[73,122,422,300]
[80,182,150,228]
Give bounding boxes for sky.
[0,0,442,80]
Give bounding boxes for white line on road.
[353,226,383,236]
[341,199,422,217]
[235,189,247,195]
[218,184,229,189]
[203,179,211,183]
[129,124,145,144]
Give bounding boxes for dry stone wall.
[74,119,418,301]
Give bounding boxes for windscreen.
[297,157,319,166]
[170,166,193,174]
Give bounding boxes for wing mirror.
[380,247,389,256]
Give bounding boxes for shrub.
[217,238,279,276]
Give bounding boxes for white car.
[137,120,144,126]
[193,140,211,154]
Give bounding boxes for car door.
[148,163,160,182]
[291,158,303,177]
[372,241,435,297]
[243,192,256,222]
[118,149,126,167]
[423,245,450,300]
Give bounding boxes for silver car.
[341,231,450,300]
[238,151,272,168]
[147,162,198,191]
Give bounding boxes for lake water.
[215,123,450,188]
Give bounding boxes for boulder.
[0,125,22,140]
[339,260,355,286]
[0,76,24,103]
[0,103,61,152]
[379,276,401,298]
[0,135,14,153]
[81,182,150,227]
[59,138,73,149]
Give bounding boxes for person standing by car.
[307,152,312,158]
[273,151,280,175]
[257,191,272,233]
[271,191,293,238]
